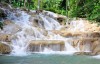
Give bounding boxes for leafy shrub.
[0,0,100,22]
[0,22,3,30]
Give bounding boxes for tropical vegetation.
[0,0,100,22]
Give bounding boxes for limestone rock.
[0,33,12,42]
[56,16,66,25]
[3,19,13,25]
[3,24,21,34]
[0,43,11,54]
[28,40,65,52]
[15,13,22,17]
[74,52,90,55]
[29,17,39,27]
[90,40,100,55]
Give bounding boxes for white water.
[69,19,85,32]
[92,55,100,59]
[0,7,91,56]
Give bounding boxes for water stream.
[0,5,100,59]
[0,7,83,56]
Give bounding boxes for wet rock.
[36,10,43,14]
[0,8,7,19]
[3,24,21,34]
[43,10,58,18]
[28,10,36,17]
[3,19,13,25]
[29,17,39,27]
[51,30,72,37]
[24,28,35,36]
[56,16,66,25]
[0,22,4,30]
[70,38,100,55]
[60,31,73,37]
[0,43,11,54]
[0,33,12,42]
[90,32,100,37]
[52,30,82,37]
[90,40,100,55]
[74,52,91,55]
[28,40,65,52]
[15,13,22,17]
[80,32,100,38]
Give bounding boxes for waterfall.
[0,7,91,56]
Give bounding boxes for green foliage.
[68,0,100,22]
[41,0,66,15]
[88,1,100,22]
[0,0,100,22]
[0,22,3,30]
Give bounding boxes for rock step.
[28,40,65,52]
[51,30,100,37]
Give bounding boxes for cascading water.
[0,6,91,56]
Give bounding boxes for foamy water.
[1,6,99,59]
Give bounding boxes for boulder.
[90,40,100,55]
[0,43,11,54]
[0,33,12,42]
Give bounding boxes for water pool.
[0,54,100,64]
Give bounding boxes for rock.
[0,22,3,30]
[0,33,12,42]
[0,8,7,18]
[69,38,96,53]
[29,17,39,27]
[36,10,43,14]
[90,40,100,55]
[15,13,21,17]
[27,10,36,17]
[3,19,13,25]
[0,3,12,9]
[0,43,11,54]
[57,16,66,25]
[53,30,80,37]
[80,32,100,38]
[90,32,100,37]
[3,24,21,34]
[28,40,65,52]
[43,10,58,18]
[74,52,91,55]
[51,30,73,37]
[61,31,73,37]
[70,38,100,55]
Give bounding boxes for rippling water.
[0,54,100,64]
